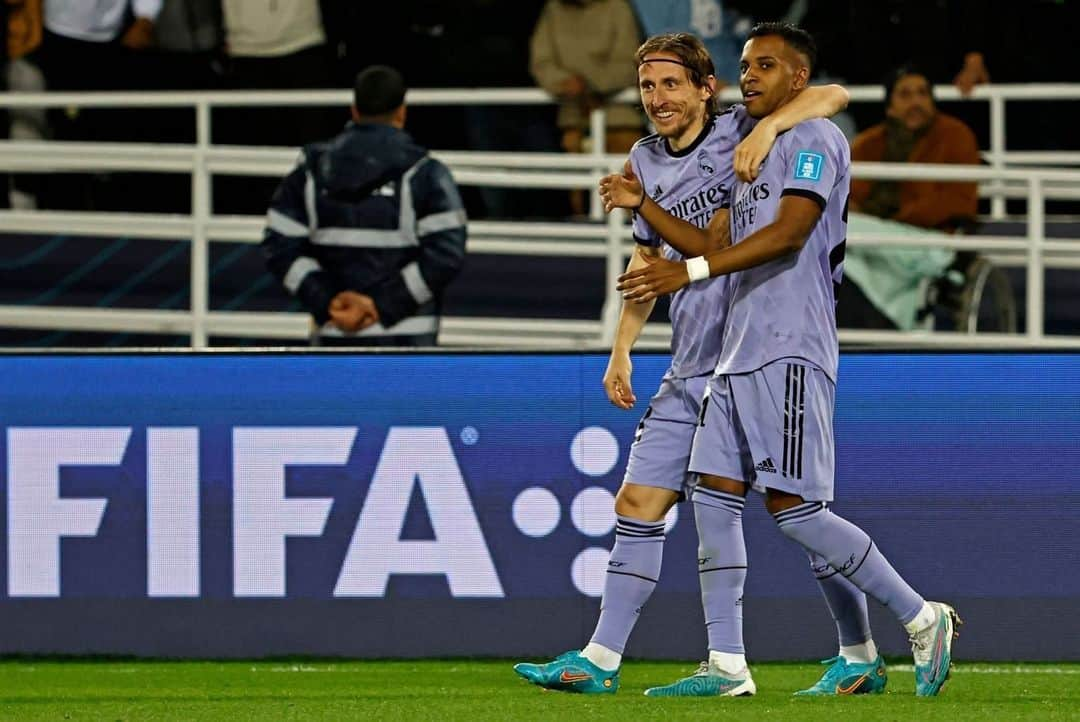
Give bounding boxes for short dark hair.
[635,33,719,114]
[353,65,406,116]
[747,22,817,76]
[884,64,934,103]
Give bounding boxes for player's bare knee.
[614,483,676,522]
[697,474,747,497]
[765,487,806,517]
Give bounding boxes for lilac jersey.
[630,105,755,378]
[717,118,850,381]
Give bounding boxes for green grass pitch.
[1,659,1076,720]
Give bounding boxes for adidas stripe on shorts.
[688,360,835,502]
[623,371,711,500]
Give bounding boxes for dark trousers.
[214,44,342,215]
[835,280,899,330]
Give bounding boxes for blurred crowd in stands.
[0,0,1076,221]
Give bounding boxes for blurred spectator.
[261,66,467,347]
[215,0,340,215]
[629,0,752,88]
[839,66,981,331]
[453,0,567,219]
[150,0,223,91]
[35,0,160,91]
[529,0,643,216]
[15,0,163,209]
[4,0,46,209]
[219,0,337,147]
[851,66,979,232]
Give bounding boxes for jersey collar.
[664,113,717,158]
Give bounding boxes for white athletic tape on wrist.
[686,256,710,282]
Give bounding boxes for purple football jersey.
[630,105,755,378]
[717,118,850,381]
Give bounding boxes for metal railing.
[0,85,1077,349]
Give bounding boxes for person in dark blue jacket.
[261,65,467,346]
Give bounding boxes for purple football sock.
[693,486,747,654]
[589,514,665,654]
[809,550,873,646]
[775,503,925,625]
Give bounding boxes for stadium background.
[1,351,1077,662]
[0,0,1077,695]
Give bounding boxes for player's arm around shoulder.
[707,121,835,269]
[734,84,850,182]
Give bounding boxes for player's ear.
[702,74,717,102]
[792,64,810,91]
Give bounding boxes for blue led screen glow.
[0,352,1076,660]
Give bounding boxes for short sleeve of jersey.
[780,121,844,211]
[629,150,661,247]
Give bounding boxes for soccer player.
[513,32,851,696]
[615,22,960,697]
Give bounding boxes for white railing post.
[0,85,1079,350]
[589,107,606,220]
[190,100,211,348]
[599,202,624,346]
[1025,177,1044,340]
[990,92,1007,219]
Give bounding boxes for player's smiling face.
[638,52,712,150]
[739,35,808,118]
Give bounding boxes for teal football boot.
[513,651,619,694]
[644,660,755,697]
[911,601,961,696]
[794,655,887,696]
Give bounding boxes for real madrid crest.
[697,152,715,178]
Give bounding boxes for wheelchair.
[921,250,1018,333]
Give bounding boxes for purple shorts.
[689,360,836,502]
[623,372,710,500]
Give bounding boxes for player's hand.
[121,17,155,50]
[329,291,379,332]
[616,253,690,303]
[953,52,989,96]
[559,74,587,98]
[603,353,636,409]
[599,166,644,213]
[734,118,778,182]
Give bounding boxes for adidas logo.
[653,184,663,198]
[754,457,777,473]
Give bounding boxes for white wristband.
[686,256,710,282]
